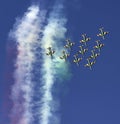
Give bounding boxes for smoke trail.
[9,5,44,124]
[40,4,69,124]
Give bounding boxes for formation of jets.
[46,27,109,70]
[73,54,82,66]
[78,45,88,56]
[94,40,104,52]
[80,34,91,46]
[60,50,70,61]
[85,58,96,70]
[64,39,75,50]
[89,50,100,59]
[46,47,55,57]
[97,27,109,40]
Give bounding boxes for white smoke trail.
[9,5,44,124]
[40,4,68,124]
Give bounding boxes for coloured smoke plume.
[9,5,44,124]
[40,4,69,124]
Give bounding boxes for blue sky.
[0,0,120,124]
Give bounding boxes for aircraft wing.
[86,38,91,41]
[100,44,104,47]
[85,63,89,67]
[103,32,108,35]
[91,61,96,65]
[97,33,102,37]
[73,60,77,63]
[52,51,55,54]
[46,53,49,55]
[94,45,98,49]
[60,56,64,59]
[64,45,68,48]
[78,58,82,61]
[80,40,84,43]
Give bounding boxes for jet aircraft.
[73,54,82,66]
[84,58,96,70]
[64,39,75,50]
[78,45,88,56]
[46,47,55,57]
[94,40,104,52]
[89,50,100,59]
[80,34,91,46]
[60,50,70,61]
[97,27,109,39]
